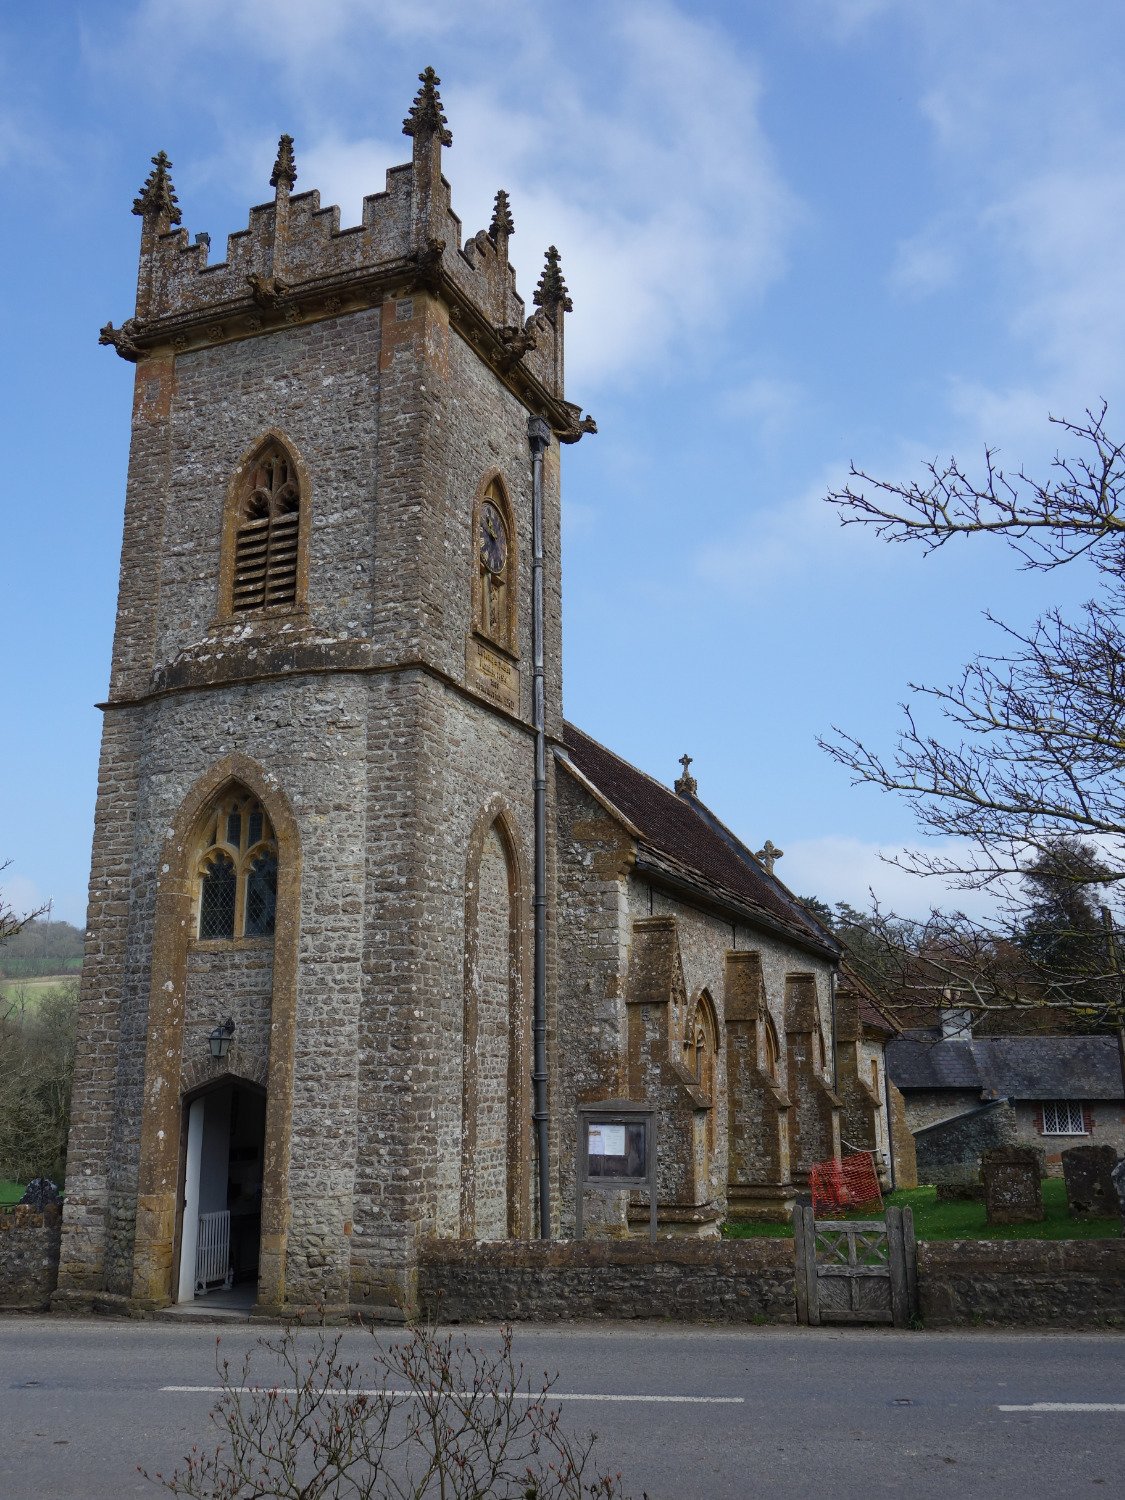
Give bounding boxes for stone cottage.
[887,1031,1125,1179]
[54,69,852,1318]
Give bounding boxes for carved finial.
[490,189,515,241]
[132,151,181,224]
[675,754,697,797]
[270,134,297,190]
[754,840,784,875]
[403,66,452,146]
[533,245,573,319]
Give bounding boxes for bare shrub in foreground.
[143,1321,642,1499]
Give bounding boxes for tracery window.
[232,442,301,612]
[762,1012,780,1081]
[474,477,515,652]
[196,793,277,940]
[685,992,719,1159]
[685,994,718,1099]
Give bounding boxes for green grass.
[722,1177,1120,1241]
[0,1181,25,1206]
[0,974,77,1007]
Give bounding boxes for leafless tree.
[0,859,48,952]
[820,406,1125,1062]
[143,1320,642,1500]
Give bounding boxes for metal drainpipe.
[528,414,552,1239]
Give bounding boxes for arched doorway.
[176,1077,267,1304]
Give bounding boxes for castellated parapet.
[101,68,594,445]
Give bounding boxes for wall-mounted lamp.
[209,1017,235,1060]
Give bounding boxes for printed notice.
[589,1124,626,1156]
[468,638,519,714]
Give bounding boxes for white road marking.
[163,1386,743,1405]
[997,1403,1125,1413]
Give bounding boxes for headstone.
[981,1146,1043,1225]
[18,1178,61,1212]
[1062,1145,1118,1219]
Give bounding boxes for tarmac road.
[0,1317,1121,1499]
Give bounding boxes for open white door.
[177,1096,205,1302]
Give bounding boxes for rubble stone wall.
[0,1206,62,1310]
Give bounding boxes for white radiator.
[195,1209,233,1294]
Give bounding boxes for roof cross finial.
[270,134,297,191]
[754,840,784,875]
[403,66,452,146]
[132,150,181,225]
[490,189,514,242]
[533,245,573,320]
[675,754,697,797]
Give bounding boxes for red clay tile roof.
[563,722,836,955]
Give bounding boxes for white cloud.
[780,834,1000,920]
[91,1,801,393]
[0,873,51,923]
[691,450,909,595]
[889,226,959,299]
[718,377,805,442]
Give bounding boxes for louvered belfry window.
[233,444,300,612]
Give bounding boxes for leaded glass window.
[199,852,237,939]
[245,852,277,937]
[196,791,278,941]
[1041,1100,1087,1136]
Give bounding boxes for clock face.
[479,501,508,575]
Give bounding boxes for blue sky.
[3,0,1124,927]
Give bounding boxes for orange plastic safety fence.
[809,1151,883,1216]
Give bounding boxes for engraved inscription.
[468,638,519,713]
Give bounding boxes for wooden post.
[885,1205,909,1329]
[804,1206,822,1326]
[793,1206,809,1325]
[902,1204,918,1320]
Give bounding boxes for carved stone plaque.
[467,637,519,713]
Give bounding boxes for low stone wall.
[0,1205,62,1311]
[919,1239,1125,1328]
[418,1238,797,1324]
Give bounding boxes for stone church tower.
[57,70,594,1315]
[57,68,862,1320]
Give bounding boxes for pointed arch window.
[473,476,516,654]
[195,792,278,940]
[762,1011,781,1082]
[232,442,301,613]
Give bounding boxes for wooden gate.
[793,1203,917,1327]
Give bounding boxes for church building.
[56,70,853,1317]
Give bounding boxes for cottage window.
[195,793,277,940]
[1040,1100,1087,1136]
[232,442,301,612]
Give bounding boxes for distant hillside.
[0,919,85,979]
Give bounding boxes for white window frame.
[1040,1099,1087,1137]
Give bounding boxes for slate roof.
[886,1033,1124,1101]
[562,723,836,956]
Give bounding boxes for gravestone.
[1062,1145,1118,1219]
[982,1146,1043,1225]
[18,1178,61,1213]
